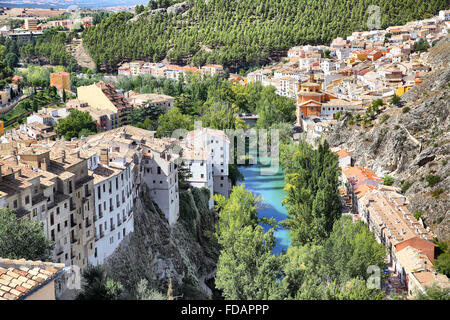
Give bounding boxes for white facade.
[142,148,179,225]
[185,128,231,199]
[88,154,135,266]
[439,10,450,21]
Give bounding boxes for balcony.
[70,203,76,211]
[109,206,114,212]
[55,246,64,256]
[93,215,98,222]
[100,230,104,239]
[32,193,46,206]
[70,218,77,228]
[85,219,92,228]
[13,208,30,219]
[70,236,77,244]
[117,219,122,226]
[110,224,115,231]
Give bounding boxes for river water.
[238,162,291,255]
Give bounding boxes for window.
[25,195,30,204]
[157,167,161,175]
[50,213,54,226]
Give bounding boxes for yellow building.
[77,82,133,128]
[24,18,38,31]
[351,51,368,61]
[395,86,413,96]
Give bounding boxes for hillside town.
[0,3,449,302]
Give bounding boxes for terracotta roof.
[336,149,352,159]
[0,258,65,300]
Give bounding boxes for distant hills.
[0,0,147,9]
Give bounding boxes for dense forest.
[82,0,448,71]
[0,29,79,72]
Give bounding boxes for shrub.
[414,211,422,220]
[379,114,390,124]
[426,175,440,187]
[436,216,444,224]
[401,181,413,193]
[383,175,395,186]
[390,94,401,106]
[432,189,444,198]
[402,106,410,113]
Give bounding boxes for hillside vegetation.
[82,0,448,71]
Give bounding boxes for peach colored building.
[50,72,71,92]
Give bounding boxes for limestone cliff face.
[104,184,219,299]
[325,37,450,242]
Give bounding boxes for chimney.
[61,150,66,163]
[99,148,109,166]
[42,157,48,171]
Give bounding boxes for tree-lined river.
[238,162,290,255]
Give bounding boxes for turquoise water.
[238,161,291,255]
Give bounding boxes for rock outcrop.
[104,184,219,299]
[129,1,193,23]
[325,37,450,241]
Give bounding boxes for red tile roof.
[0,258,65,300]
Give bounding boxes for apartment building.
[24,18,38,31]
[86,126,180,226]
[125,92,175,113]
[86,147,135,265]
[358,188,435,265]
[179,141,214,209]
[0,145,96,271]
[201,64,225,77]
[77,82,133,128]
[185,127,231,198]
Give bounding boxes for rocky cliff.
[325,37,449,242]
[104,184,219,299]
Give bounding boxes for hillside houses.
[117,61,225,81]
[0,124,232,275]
[335,148,450,297]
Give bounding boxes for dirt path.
[67,38,96,70]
